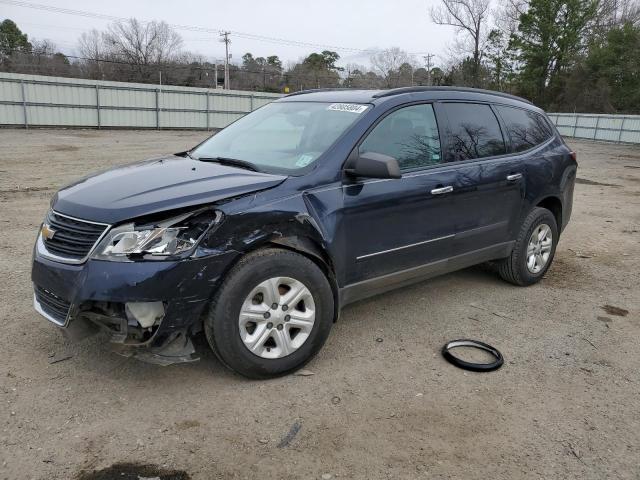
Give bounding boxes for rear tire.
[497,207,558,286]
[204,248,334,379]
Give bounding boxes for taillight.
[569,151,577,163]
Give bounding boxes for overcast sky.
[2,0,457,68]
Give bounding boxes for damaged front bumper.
[32,249,238,365]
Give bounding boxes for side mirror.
[347,151,401,179]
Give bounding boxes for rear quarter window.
[495,105,554,152]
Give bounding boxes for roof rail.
[284,88,361,97]
[371,86,532,104]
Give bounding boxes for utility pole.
[423,54,435,86]
[219,31,231,89]
[214,63,218,88]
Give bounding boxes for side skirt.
[339,241,515,306]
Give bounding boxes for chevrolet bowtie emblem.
[41,224,56,240]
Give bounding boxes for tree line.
[1,0,639,113]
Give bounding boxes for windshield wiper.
[196,156,260,172]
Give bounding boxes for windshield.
[190,101,370,173]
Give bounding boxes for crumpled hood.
[52,155,286,224]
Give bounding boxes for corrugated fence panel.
[210,112,245,129]
[0,104,24,124]
[100,87,156,109]
[0,80,23,102]
[28,105,97,126]
[548,113,640,144]
[213,94,252,114]
[0,72,281,129]
[161,90,206,110]
[100,109,156,128]
[8,74,638,143]
[162,110,207,129]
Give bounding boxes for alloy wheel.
[526,223,553,274]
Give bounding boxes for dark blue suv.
[31,87,577,378]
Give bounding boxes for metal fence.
[0,72,281,130]
[2,73,640,144]
[547,113,640,144]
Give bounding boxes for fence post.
[95,84,101,129]
[250,95,254,112]
[20,79,28,129]
[572,114,578,138]
[155,88,160,130]
[206,92,210,131]
[617,117,625,143]
[593,115,599,140]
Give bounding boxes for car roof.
[278,86,538,111]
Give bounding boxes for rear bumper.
[561,174,575,232]
[31,248,238,363]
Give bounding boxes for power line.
[0,0,431,56]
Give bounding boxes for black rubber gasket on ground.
[441,339,504,372]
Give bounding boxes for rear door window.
[359,104,442,170]
[495,105,553,152]
[440,103,506,162]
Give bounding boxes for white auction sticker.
[327,103,368,114]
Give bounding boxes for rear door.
[436,102,525,255]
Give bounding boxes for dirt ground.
[0,129,639,480]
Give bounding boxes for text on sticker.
[327,103,368,114]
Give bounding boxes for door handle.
[430,186,453,195]
[507,173,523,181]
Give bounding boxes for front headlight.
[93,208,223,261]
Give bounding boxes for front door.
[340,103,457,286]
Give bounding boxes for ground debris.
[575,177,620,187]
[277,421,302,448]
[48,354,73,364]
[75,462,190,480]
[295,369,315,376]
[601,305,629,317]
[565,442,586,465]
[568,248,596,259]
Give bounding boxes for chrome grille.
[41,210,108,261]
[34,285,71,326]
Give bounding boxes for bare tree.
[430,0,491,87]
[344,63,383,88]
[494,0,527,36]
[370,47,413,87]
[595,0,640,30]
[77,29,108,79]
[102,19,183,81]
[78,29,105,60]
[31,38,57,56]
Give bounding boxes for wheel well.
[536,196,562,230]
[267,237,340,322]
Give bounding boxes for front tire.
[204,248,334,379]
[497,207,558,286]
